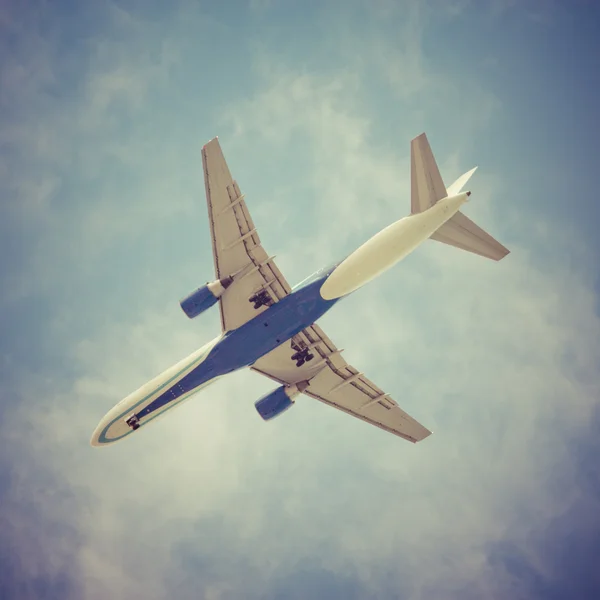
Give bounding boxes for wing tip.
[415,429,433,443]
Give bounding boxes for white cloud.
[0,6,199,307]
[2,3,598,599]
[6,62,599,599]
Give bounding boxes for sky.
[1,0,599,598]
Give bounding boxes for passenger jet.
[91,133,509,447]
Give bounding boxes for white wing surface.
[251,326,432,443]
[202,138,292,332]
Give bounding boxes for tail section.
[410,133,510,261]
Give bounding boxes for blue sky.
[1,0,599,598]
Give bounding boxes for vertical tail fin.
[410,133,510,261]
[410,133,447,214]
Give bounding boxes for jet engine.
[180,276,233,319]
[255,383,307,421]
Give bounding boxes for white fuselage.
[91,337,222,445]
[320,192,469,300]
[92,192,469,447]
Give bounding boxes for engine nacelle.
[255,384,303,421]
[180,276,233,319]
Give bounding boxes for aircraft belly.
[91,275,339,446]
[215,275,339,369]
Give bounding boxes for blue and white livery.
[91,134,509,447]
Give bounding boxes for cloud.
[1,2,599,599]
[7,66,600,598]
[0,4,198,309]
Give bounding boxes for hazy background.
[1,1,599,598]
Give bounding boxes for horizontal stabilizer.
[430,211,509,261]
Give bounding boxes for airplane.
[91,133,509,447]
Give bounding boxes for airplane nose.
[90,410,123,447]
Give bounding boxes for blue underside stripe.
[97,346,216,444]
[96,268,342,445]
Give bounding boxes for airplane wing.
[251,325,432,443]
[202,138,292,332]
